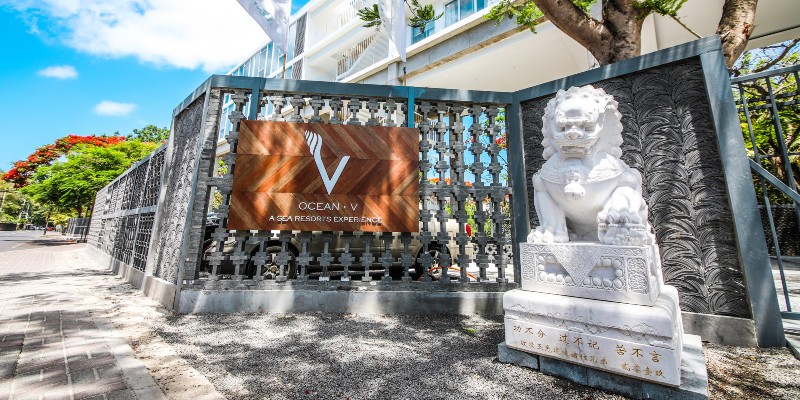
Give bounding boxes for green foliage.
[485,1,693,35]
[733,39,800,205]
[463,327,478,335]
[126,124,170,143]
[210,159,229,212]
[357,4,382,31]
[485,0,595,33]
[0,173,25,223]
[21,141,158,217]
[408,0,443,34]
[484,0,544,33]
[741,106,800,205]
[358,1,443,34]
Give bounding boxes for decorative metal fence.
[732,64,800,317]
[86,77,516,291]
[191,79,514,286]
[87,145,166,272]
[64,217,91,241]
[83,37,786,346]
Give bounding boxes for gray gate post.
[506,100,527,284]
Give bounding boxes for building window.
[412,20,435,44]
[286,22,297,61]
[445,0,488,27]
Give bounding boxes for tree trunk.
[533,0,647,65]
[596,0,647,64]
[716,0,758,67]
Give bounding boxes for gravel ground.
[77,248,800,400]
[151,313,626,400]
[704,342,800,399]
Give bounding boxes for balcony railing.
[338,0,373,29]
[336,31,384,80]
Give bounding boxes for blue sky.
[0,0,309,171]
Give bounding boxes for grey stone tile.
[105,389,138,400]
[497,342,539,370]
[70,368,98,385]
[539,356,588,385]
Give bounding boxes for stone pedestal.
[498,334,709,400]
[503,242,688,389]
[520,242,664,305]
[504,288,683,386]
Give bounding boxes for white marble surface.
[503,317,681,386]
[528,85,655,246]
[508,85,685,387]
[520,242,664,305]
[503,287,683,349]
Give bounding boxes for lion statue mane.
[528,85,654,246]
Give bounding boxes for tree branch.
[670,15,701,38]
[532,0,607,52]
[752,38,800,73]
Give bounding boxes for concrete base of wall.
[681,312,757,347]
[84,246,177,310]
[176,286,507,315]
[82,247,758,347]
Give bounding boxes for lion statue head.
[540,85,624,160]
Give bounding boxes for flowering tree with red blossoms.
[2,135,125,188]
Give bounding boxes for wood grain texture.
[229,121,420,232]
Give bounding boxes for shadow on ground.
[150,313,623,400]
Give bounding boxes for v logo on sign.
[304,131,350,195]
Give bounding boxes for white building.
[217,0,800,139]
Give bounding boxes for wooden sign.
[228,121,420,232]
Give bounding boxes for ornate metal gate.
[194,82,511,286]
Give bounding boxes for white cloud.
[3,0,270,73]
[94,100,137,117]
[38,65,78,79]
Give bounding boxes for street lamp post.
[0,191,7,221]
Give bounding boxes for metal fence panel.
[191,82,514,286]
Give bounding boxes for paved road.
[0,230,62,253]
[0,235,165,400]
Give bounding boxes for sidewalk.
[0,238,166,400]
[2,236,800,399]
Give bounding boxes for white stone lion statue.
[528,85,654,246]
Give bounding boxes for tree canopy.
[2,124,166,220]
[733,39,800,204]
[21,141,158,217]
[126,124,170,143]
[2,135,125,188]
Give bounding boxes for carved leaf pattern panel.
[520,58,749,318]
[669,63,746,316]
[152,97,204,284]
[631,69,708,314]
